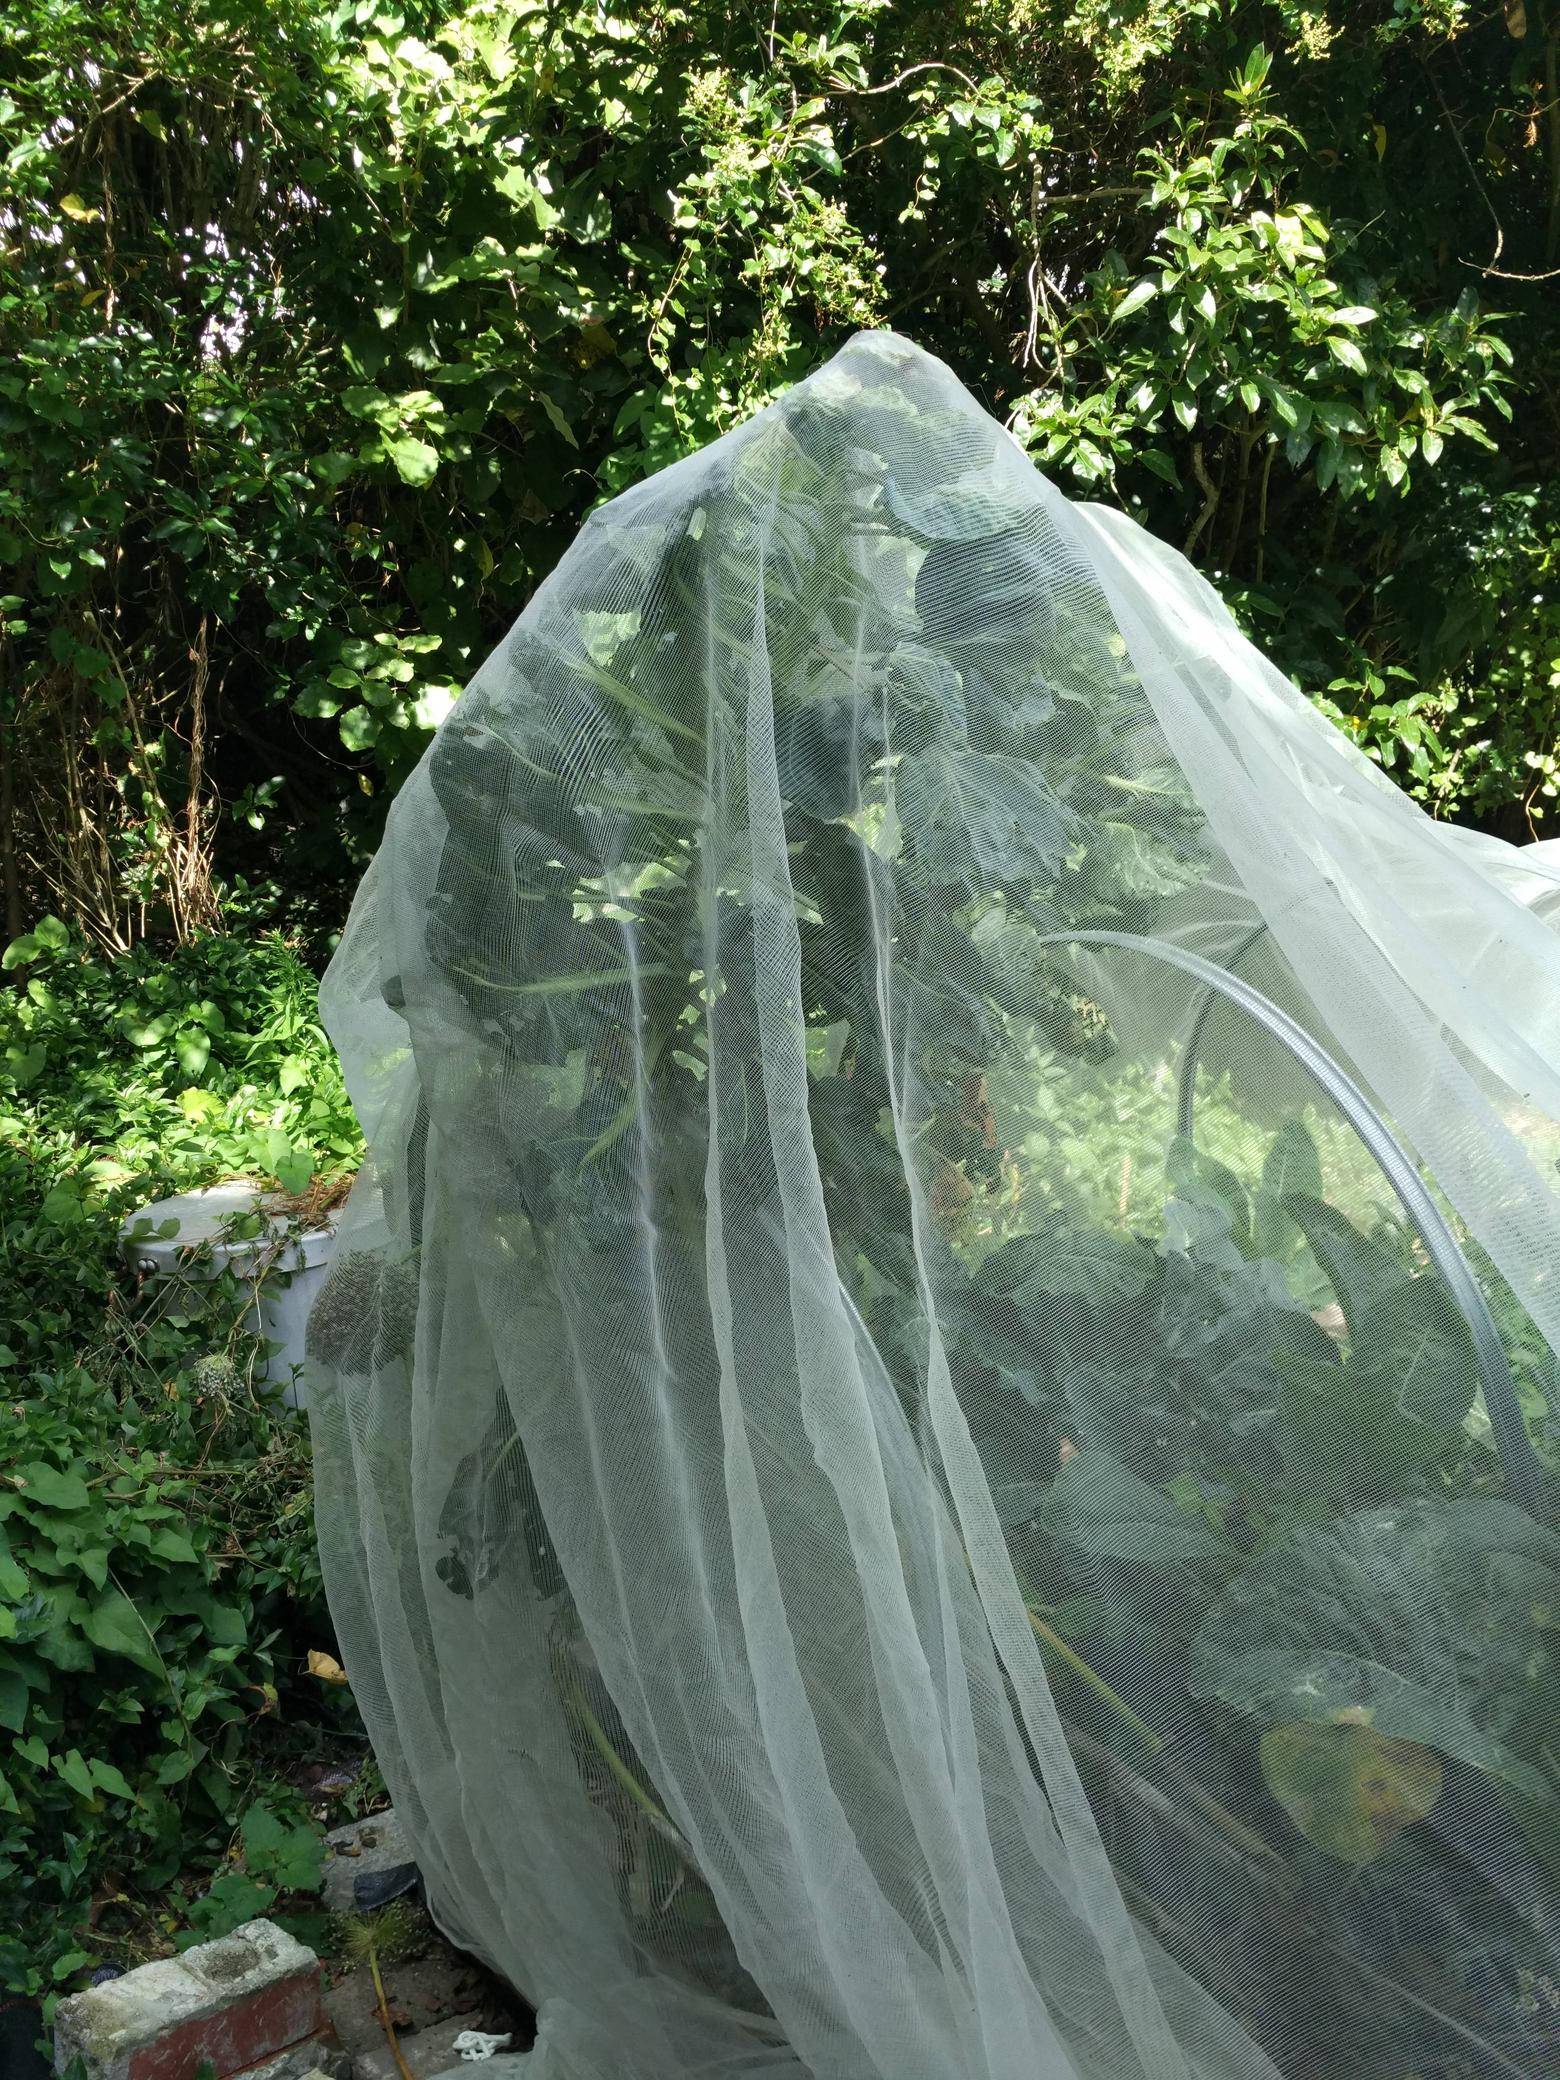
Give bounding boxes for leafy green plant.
[1,923,359,1192]
[0,1322,338,1989]
[314,362,1560,2074]
[1016,1139,1559,2071]
[1015,46,1513,510]
[178,1801,327,1948]
[0,925,359,1999]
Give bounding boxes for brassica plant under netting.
[307,333,1560,2080]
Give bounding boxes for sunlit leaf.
[1260,1719,1441,1865]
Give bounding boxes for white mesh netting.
[307,333,1560,2080]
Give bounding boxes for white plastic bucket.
[119,1179,338,1408]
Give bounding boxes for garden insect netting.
[307,332,1560,2080]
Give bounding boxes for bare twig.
[1417,57,1560,278]
[1470,259,1560,279]
[1254,442,1276,586]
[827,61,978,97]
[1547,25,1560,264]
[1035,185,1147,210]
[1024,163,1069,382]
[1185,441,1220,557]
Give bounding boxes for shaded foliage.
[0,925,359,1996]
[1,0,1559,949]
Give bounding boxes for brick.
[54,1922,341,2080]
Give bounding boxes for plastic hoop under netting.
[307,333,1560,2080]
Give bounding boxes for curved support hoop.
[1176,920,1269,1143]
[1039,928,1546,1515]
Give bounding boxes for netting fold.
[309,333,1560,2080]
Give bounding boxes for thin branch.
[1547,24,1560,263]
[827,61,979,96]
[1024,162,1071,382]
[1036,185,1147,209]
[1466,257,1560,279]
[1185,441,1220,557]
[1255,442,1276,587]
[1423,57,1510,274]
[565,1676,695,1860]
[367,1947,417,2080]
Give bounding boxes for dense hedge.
[1,0,1559,949]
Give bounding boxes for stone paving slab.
[322,1812,417,1916]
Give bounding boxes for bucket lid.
[120,1180,336,1267]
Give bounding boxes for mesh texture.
[309,333,1560,2080]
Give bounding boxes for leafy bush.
[0,926,360,1999]
[0,1368,295,1994]
[1,924,359,1196]
[1,1,1557,958]
[176,1801,328,1950]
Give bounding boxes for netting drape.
[309,333,1560,2080]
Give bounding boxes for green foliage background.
[4,0,1560,2026]
[0,925,360,1999]
[2,0,1560,951]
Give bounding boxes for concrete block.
[54,1921,342,2080]
[321,1811,415,1915]
[427,2057,533,2080]
[343,2015,492,2080]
